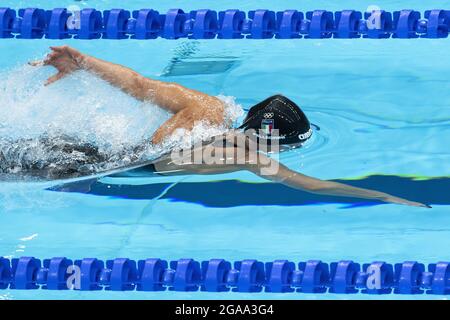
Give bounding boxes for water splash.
[0,64,244,180]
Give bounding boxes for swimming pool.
[1,0,450,300]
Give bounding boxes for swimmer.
[25,45,429,208]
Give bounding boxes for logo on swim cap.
[261,118,274,136]
[298,128,313,141]
[263,112,274,119]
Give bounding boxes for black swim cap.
[239,94,312,145]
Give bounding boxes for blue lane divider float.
[0,257,449,294]
[2,8,450,39]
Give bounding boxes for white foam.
[0,64,169,147]
[217,94,245,127]
[0,65,244,179]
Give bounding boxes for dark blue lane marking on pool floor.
[48,175,448,208]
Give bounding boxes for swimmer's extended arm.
[247,155,430,208]
[30,46,222,113]
[156,144,429,208]
[31,46,225,144]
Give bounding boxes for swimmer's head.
[239,94,312,146]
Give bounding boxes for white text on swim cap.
[298,128,313,140]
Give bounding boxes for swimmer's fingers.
[50,45,80,59]
[400,200,430,208]
[29,52,58,67]
[50,45,67,53]
[384,195,431,208]
[28,60,44,67]
[44,72,66,86]
[412,202,432,208]
[44,51,61,65]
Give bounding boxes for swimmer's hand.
[29,46,84,86]
[381,195,431,208]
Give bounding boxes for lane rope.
[0,8,449,40]
[1,257,449,294]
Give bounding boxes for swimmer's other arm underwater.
[30,46,431,208]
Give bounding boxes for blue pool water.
[1,0,450,299]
